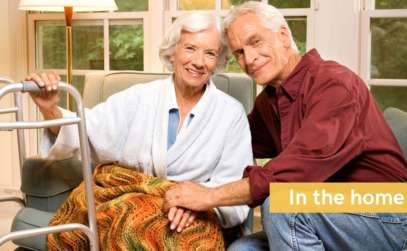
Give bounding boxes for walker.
[0,77,99,251]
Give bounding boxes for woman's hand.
[25,72,62,135]
[25,72,61,113]
[167,207,197,232]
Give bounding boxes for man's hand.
[167,207,196,232]
[164,181,214,212]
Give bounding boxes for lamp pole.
[64,6,73,110]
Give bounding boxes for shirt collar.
[270,49,323,101]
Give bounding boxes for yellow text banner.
[269,183,407,213]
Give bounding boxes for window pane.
[287,16,307,55]
[36,21,65,69]
[58,75,85,108]
[109,20,144,71]
[222,0,260,9]
[178,0,215,10]
[268,0,310,8]
[226,57,242,73]
[225,16,307,72]
[115,0,148,11]
[371,85,407,112]
[72,21,104,70]
[371,18,407,79]
[36,21,104,70]
[375,0,407,9]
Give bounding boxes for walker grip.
[21,81,43,93]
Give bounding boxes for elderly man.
[27,12,251,250]
[165,2,407,250]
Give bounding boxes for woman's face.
[171,26,221,90]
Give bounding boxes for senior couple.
[28,1,407,251]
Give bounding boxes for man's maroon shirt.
[244,49,407,206]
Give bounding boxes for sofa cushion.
[83,71,256,114]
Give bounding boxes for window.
[361,0,407,111]
[28,1,149,107]
[29,0,315,99]
[168,0,314,73]
[109,20,144,71]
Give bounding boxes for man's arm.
[211,178,252,207]
[164,178,252,212]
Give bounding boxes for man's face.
[171,27,221,89]
[227,13,291,85]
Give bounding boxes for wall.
[0,0,34,192]
[314,0,361,73]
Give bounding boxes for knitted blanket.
[48,163,225,250]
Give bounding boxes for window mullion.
[215,0,221,11]
[103,18,110,71]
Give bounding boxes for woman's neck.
[173,76,207,121]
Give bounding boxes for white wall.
[314,0,361,73]
[0,0,34,192]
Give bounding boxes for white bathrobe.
[42,76,253,228]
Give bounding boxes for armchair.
[7,71,257,250]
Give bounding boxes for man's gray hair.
[159,12,228,72]
[223,1,298,52]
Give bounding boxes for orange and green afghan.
[48,163,224,250]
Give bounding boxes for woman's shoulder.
[212,87,246,114]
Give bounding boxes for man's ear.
[278,26,292,49]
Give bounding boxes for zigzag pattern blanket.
[48,163,225,250]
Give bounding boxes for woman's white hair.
[223,1,298,52]
[159,12,228,72]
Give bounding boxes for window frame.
[27,11,150,76]
[360,0,407,86]
[27,0,316,93]
[166,0,316,52]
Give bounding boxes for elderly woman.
[27,12,252,250]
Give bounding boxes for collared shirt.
[167,109,194,149]
[244,49,407,206]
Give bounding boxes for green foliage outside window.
[37,21,104,70]
[375,0,407,9]
[115,0,148,11]
[371,18,407,79]
[37,21,144,71]
[39,24,65,69]
[371,86,407,112]
[110,24,144,70]
[222,0,260,9]
[268,0,310,8]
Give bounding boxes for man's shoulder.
[308,59,363,92]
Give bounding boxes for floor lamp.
[19,0,118,110]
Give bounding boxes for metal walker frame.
[0,77,99,250]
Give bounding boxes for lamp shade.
[18,0,118,12]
